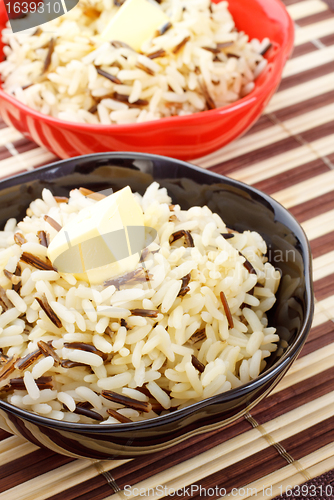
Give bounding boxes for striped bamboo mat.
[1,0,334,498]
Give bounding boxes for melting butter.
[99,0,170,51]
[47,186,146,285]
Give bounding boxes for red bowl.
[0,0,294,160]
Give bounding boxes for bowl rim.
[0,0,294,132]
[0,151,314,432]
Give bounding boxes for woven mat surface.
[1,0,334,498]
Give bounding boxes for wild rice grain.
[101,389,152,412]
[37,340,61,365]
[16,349,43,370]
[107,408,132,423]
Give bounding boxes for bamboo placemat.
[1,0,334,498]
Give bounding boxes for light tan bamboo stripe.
[302,209,334,241]
[230,135,334,185]
[284,103,334,135]
[271,346,334,396]
[294,18,334,45]
[0,457,128,500]
[0,437,38,466]
[286,341,334,377]
[287,0,329,20]
[0,434,26,455]
[0,127,23,148]
[313,251,334,281]
[196,124,288,168]
[107,394,334,500]
[196,99,334,168]
[272,170,334,209]
[313,296,334,328]
[283,45,334,78]
[0,148,56,177]
[228,444,334,500]
[265,72,334,114]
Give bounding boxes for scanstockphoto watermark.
[123,485,276,497]
[123,484,334,498]
[123,485,229,497]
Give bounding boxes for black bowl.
[0,152,314,459]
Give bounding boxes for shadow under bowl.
[0,153,313,459]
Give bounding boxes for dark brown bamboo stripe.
[300,321,334,358]
[212,136,301,176]
[283,0,303,5]
[301,330,334,359]
[251,365,334,426]
[296,9,334,27]
[313,274,334,301]
[164,447,288,500]
[0,147,12,162]
[290,190,334,223]
[301,120,334,144]
[47,417,249,500]
[278,60,334,92]
[324,0,334,11]
[273,469,334,500]
[244,114,274,135]
[281,415,334,461]
[13,139,39,156]
[274,89,334,126]
[0,429,11,441]
[289,41,318,59]
[253,157,330,196]
[320,32,334,46]
[310,232,334,259]
[0,448,73,493]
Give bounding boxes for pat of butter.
[47,186,145,285]
[99,0,170,51]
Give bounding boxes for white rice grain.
[23,371,40,400]
[32,356,54,379]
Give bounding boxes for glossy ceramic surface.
[0,0,294,160]
[0,153,313,459]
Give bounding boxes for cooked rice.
[0,0,270,124]
[0,183,281,423]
